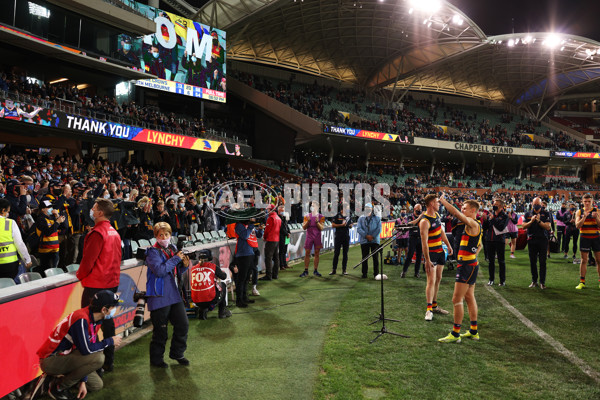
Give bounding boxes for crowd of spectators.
[231,71,598,153]
[0,67,245,144]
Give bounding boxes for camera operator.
[145,222,190,368]
[37,290,123,400]
[190,249,232,319]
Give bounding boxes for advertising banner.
[553,151,600,159]
[0,98,250,157]
[324,125,414,144]
[117,2,226,102]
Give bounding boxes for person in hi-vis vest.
[0,198,31,280]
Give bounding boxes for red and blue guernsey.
[580,208,600,240]
[3,107,20,120]
[424,212,443,253]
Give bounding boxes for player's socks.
[452,324,461,337]
[470,321,478,335]
[427,303,433,312]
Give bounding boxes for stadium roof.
[167,0,600,107]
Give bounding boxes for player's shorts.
[456,262,479,285]
[580,237,600,253]
[396,238,408,248]
[429,251,445,266]
[304,235,323,251]
[508,231,518,239]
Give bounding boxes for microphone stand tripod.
[353,228,414,343]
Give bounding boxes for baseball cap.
[91,290,122,309]
[41,200,53,209]
[365,203,373,209]
[198,249,212,260]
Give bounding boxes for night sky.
[449,0,600,42]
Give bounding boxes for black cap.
[49,179,62,187]
[72,182,85,190]
[198,249,212,260]
[91,290,122,309]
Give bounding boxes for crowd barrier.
[0,222,398,396]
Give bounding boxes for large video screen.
[117,2,226,103]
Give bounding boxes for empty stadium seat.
[0,278,16,289]
[17,272,43,284]
[44,268,65,277]
[66,264,80,273]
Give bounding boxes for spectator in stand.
[76,198,122,373]
[36,200,64,272]
[0,198,32,279]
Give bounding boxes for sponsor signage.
[0,98,250,157]
[454,142,514,154]
[553,151,600,159]
[324,125,414,144]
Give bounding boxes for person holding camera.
[37,290,123,400]
[190,249,231,319]
[36,199,65,271]
[77,198,122,373]
[145,222,190,368]
[522,197,551,289]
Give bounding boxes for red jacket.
[77,220,122,288]
[37,307,99,359]
[264,211,281,242]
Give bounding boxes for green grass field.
[90,245,600,400]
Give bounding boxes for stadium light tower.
[544,34,561,48]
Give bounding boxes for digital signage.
[117,2,226,103]
[323,125,414,144]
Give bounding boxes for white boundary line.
[485,286,600,384]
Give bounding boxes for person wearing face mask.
[402,204,424,278]
[135,197,154,241]
[482,199,509,286]
[522,197,552,289]
[36,200,65,272]
[563,202,579,260]
[76,199,123,373]
[300,202,325,277]
[506,205,519,258]
[145,222,190,367]
[356,203,382,279]
[555,202,569,255]
[116,35,139,66]
[181,50,206,88]
[146,44,166,79]
[38,290,123,400]
[0,198,32,280]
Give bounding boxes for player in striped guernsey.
[438,194,482,343]
[574,194,600,289]
[420,194,453,321]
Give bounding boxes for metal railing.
[1,90,247,145]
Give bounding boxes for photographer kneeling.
[37,290,123,400]
[191,249,232,319]
[146,222,190,368]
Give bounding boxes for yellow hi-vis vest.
[0,217,18,264]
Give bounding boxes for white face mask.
[89,209,95,220]
[103,194,110,199]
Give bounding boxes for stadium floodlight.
[507,39,515,47]
[544,34,561,48]
[522,36,532,44]
[451,14,464,25]
[408,0,441,14]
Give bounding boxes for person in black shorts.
[438,195,482,343]
[420,194,453,321]
[574,194,600,290]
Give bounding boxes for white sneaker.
[251,288,260,296]
[510,254,516,259]
[425,310,433,321]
